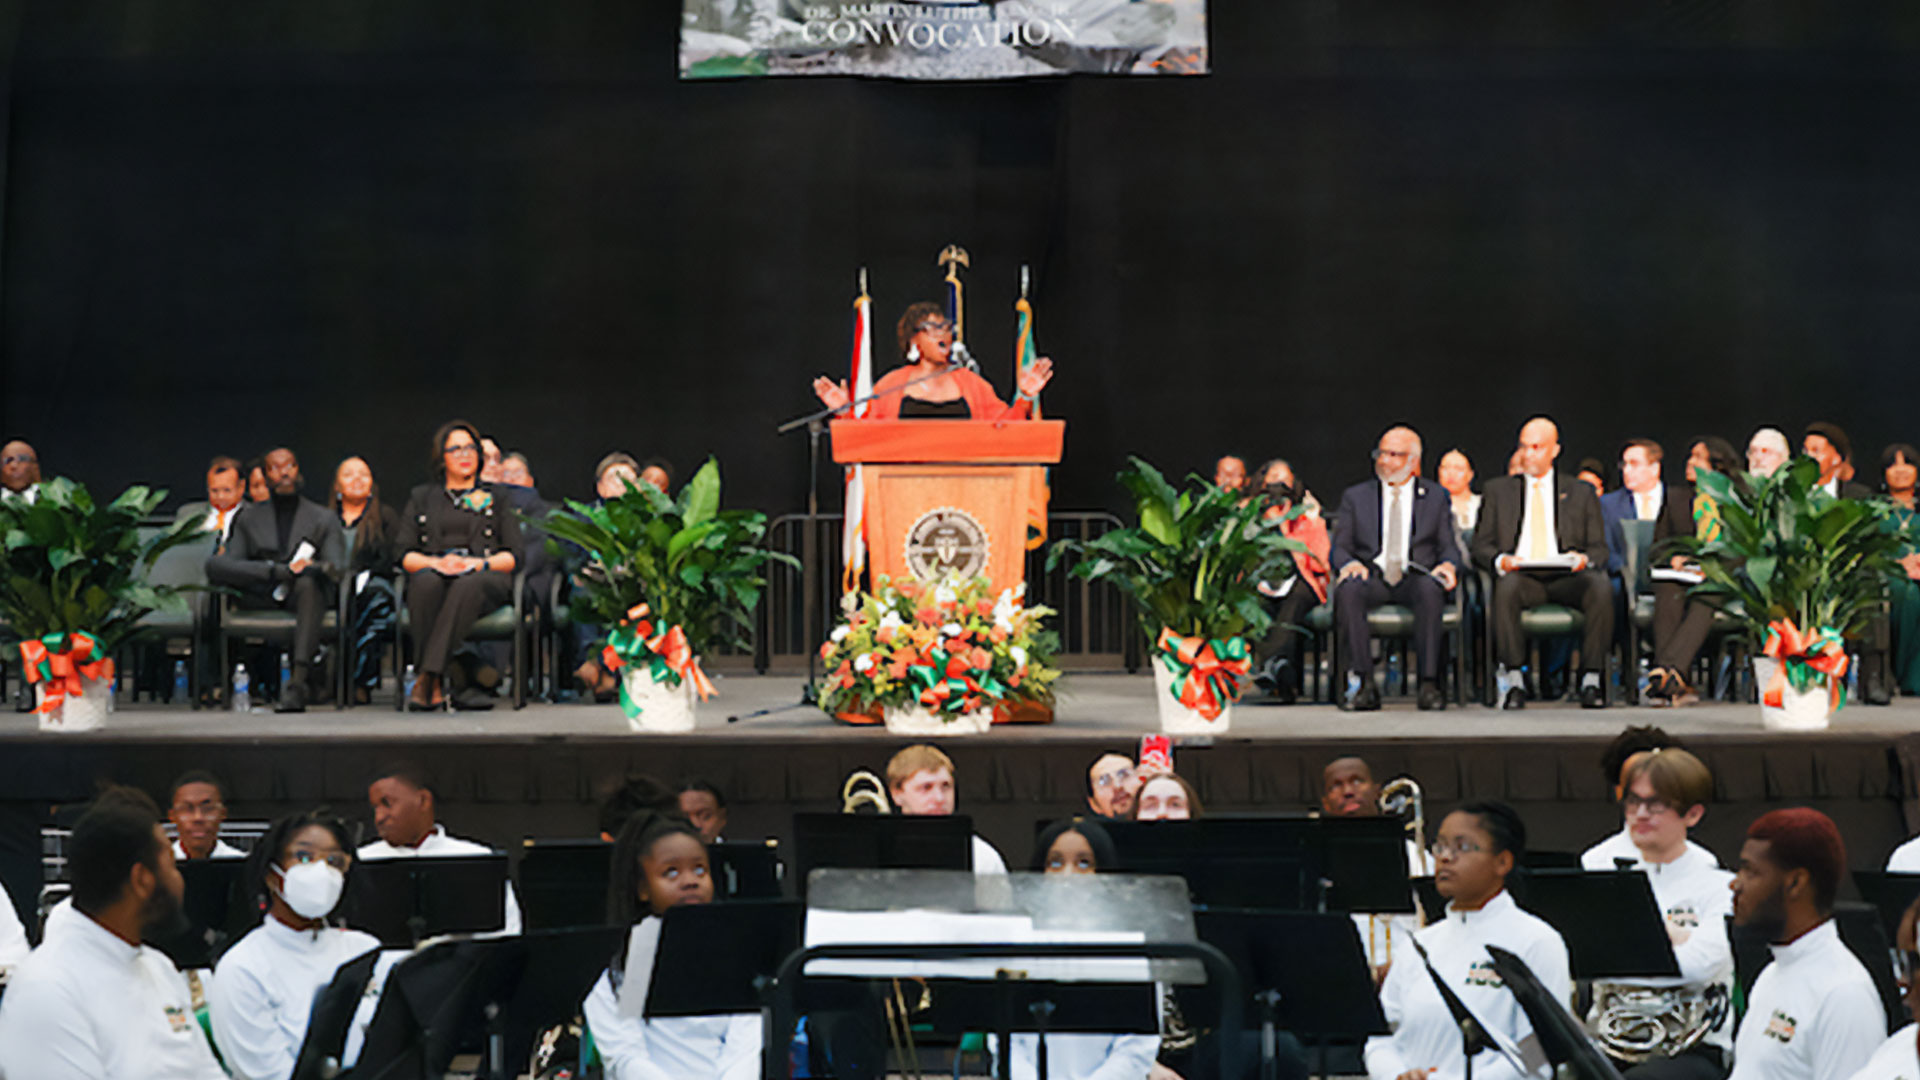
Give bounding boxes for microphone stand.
[768,359,970,713]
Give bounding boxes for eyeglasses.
[170,800,225,819]
[914,319,954,334]
[1429,838,1486,860]
[288,849,350,871]
[1623,794,1678,816]
[444,444,479,456]
[1,454,34,465]
[1370,448,1412,461]
[1093,767,1135,790]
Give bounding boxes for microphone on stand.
[948,341,980,372]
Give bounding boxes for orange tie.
[1528,480,1553,560]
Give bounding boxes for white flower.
[994,615,1015,635]
[830,625,850,643]
[879,610,905,631]
[854,653,875,673]
[934,583,958,605]
[941,622,965,638]
[1010,645,1029,670]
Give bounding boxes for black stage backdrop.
[3,2,1920,517]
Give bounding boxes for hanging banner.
[681,0,1208,80]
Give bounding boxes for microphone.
[948,341,980,372]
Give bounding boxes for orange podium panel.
[832,420,1064,598]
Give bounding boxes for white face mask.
[274,861,345,921]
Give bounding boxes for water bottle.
[402,663,417,703]
[278,651,292,701]
[231,664,251,713]
[1386,653,1403,697]
[172,660,189,704]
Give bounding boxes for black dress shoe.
[274,684,307,714]
[1863,667,1893,706]
[1417,682,1446,711]
[1500,687,1527,711]
[1347,680,1382,712]
[1579,682,1607,709]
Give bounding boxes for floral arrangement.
[815,575,1062,719]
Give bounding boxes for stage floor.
[5,673,1920,743]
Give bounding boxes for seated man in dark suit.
[1329,425,1461,712]
[1471,416,1613,710]
[205,447,345,712]
[1601,439,1714,704]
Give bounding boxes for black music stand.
[712,840,785,900]
[792,812,972,896]
[517,839,611,930]
[1852,870,1920,944]
[640,900,804,1017]
[1194,909,1390,1080]
[352,927,626,1080]
[154,858,250,969]
[290,946,382,1080]
[1485,944,1624,1080]
[1410,937,1527,1080]
[342,854,508,947]
[1520,871,1679,979]
[1102,817,1413,912]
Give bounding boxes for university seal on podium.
[904,506,990,582]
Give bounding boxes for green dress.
[1888,504,1920,695]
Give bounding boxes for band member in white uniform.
[1581,749,1734,1079]
[1728,808,1884,1080]
[1845,894,1920,1080]
[0,790,226,1080]
[210,810,382,1080]
[991,817,1160,1080]
[1365,801,1572,1080]
[1320,756,1425,983]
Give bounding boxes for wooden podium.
[831,419,1065,598]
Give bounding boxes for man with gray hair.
[1329,425,1462,711]
[1746,427,1791,478]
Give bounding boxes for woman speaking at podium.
[812,302,1053,419]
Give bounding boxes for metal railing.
[753,511,1140,675]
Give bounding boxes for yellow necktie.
[1528,480,1552,560]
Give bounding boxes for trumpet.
[1380,776,1429,875]
[843,769,892,814]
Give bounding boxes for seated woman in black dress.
[399,420,521,711]
[811,301,1054,419]
[333,455,404,705]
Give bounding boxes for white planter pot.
[1153,664,1233,735]
[1753,657,1834,732]
[36,677,109,733]
[621,668,697,733]
[883,705,992,736]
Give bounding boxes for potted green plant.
[815,574,1062,735]
[537,459,797,732]
[1670,456,1911,730]
[0,479,206,731]
[1048,457,1303,733]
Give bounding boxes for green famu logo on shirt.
[1665,904,1699,930]
[1763,1010,1797,1043]
[164,1005,192,1033]
[1465,960,1503,988]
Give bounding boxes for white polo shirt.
[1579,828,1719,871]
[1883,835,1920,872]
[357,824,523,934]
[0,880,27,971]
[1729,919,1884,1080]
[209,917,383,1080]
[1364,889,1572,1080]
[172,837,244,861]
[583,964,762,1080]
[0,908,226,1080]
[1846,1025,1920,1080]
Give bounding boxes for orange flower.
[889,651,916,679]
[819,641,834,660]
[990,626,1009,643]
[835,659,854,689]
[851,611,870,627]
[916,606,941,626]
[897,580,919,598]
[968,647,992,670]
[974,600,994,617]
[876,626,895,645]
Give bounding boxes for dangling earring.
[906,343,921,363]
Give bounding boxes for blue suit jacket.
[1600,484,1694,576]
[1330,477,1463,578]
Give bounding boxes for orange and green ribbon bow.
[1154,629,1249,721]
[908,646,1004,714]
[18,632,115,715]
[600,604,717,720]
[1760,619,1850,712]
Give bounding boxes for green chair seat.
[1518,605,1584,637]
[222,609,340,638]
[1305,604,1333,631]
